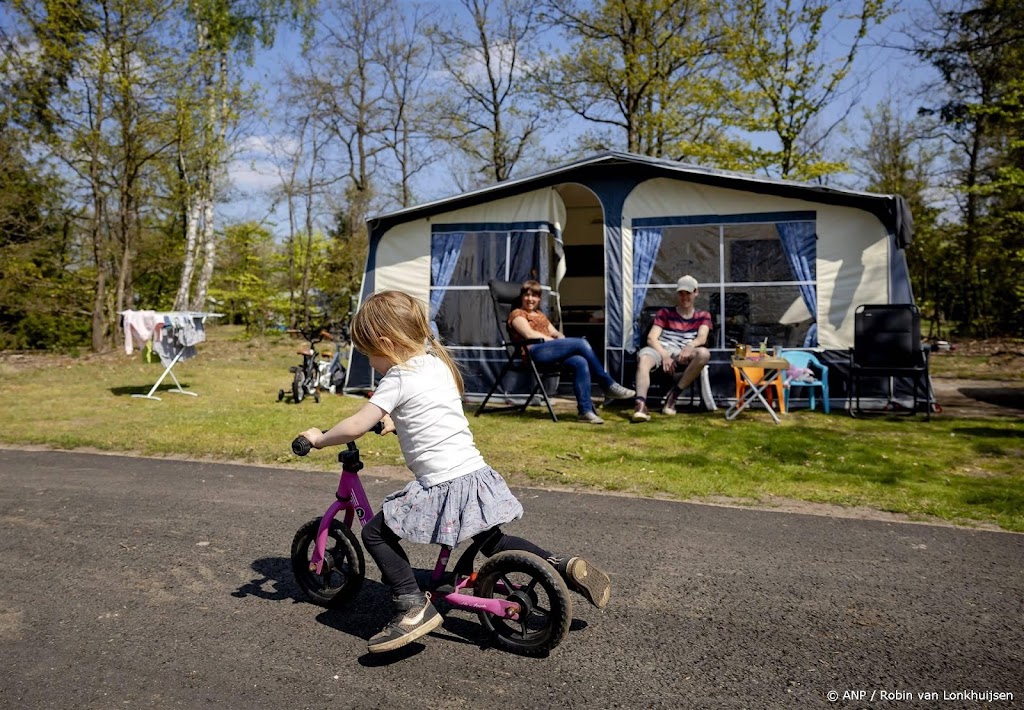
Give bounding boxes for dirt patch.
[930,377,1024,418]
[697,494,1009,532]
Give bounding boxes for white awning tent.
[345,152,915,404]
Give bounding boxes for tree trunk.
[89,68,109,353]
[175,189,201,310]
[190,50,230,312]
[192,172,216,310]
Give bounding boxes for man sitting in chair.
[631,275,712,422]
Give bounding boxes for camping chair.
[780,349,830,413]
[474,280,561,422]
[635,306,716,412]
[732,365,786,413]
[848,304,931,420]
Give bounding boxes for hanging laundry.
[117,310,222,401]
[122,310,158,354]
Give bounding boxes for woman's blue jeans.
[527,337,614,415]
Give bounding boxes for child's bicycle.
[278,326,336,404]
[289,427,573,656]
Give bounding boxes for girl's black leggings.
[360,511,551,597]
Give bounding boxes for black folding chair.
[474,280,561,422]
[848,304,932,420]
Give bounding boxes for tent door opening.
[555,183,606,358]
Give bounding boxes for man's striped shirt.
[653,307,712,349]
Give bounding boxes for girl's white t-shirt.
[369,353,486,487]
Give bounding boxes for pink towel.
[123,310,158,353]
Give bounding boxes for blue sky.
[221,0,942,231]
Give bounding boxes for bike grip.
[371,421,385,435]
[291,435,313,457]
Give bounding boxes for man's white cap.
[676,275,699,293]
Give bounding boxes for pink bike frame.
[311,452,522,621]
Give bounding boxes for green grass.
[1,326,1021,531]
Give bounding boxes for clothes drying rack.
[121,310,222,401]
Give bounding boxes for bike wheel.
[475,551,572,656]
[292,370,305,404]
[290,517,365,609]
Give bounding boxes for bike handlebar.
[286,327,334,344]
[291,421,386,457]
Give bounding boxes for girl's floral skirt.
[381,466,524,547]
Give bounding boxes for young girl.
[298,290,611,654]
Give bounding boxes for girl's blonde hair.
[350,290,465,395]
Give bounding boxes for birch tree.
[172,0,311,312]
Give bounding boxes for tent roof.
[368,151,914,247]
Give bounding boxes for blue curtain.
[429,232,465,336]
[631,227,663,349]
[776,221,818,346]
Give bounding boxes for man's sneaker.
[551,556,611,609]
[631,401,650,422]
[603,382,636,400]
[578,410,605,424]
[661,387,681,415]
[367,592,442,653]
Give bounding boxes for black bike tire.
[290,517,365,609]
[475,551,572,656]
[292,369,305,403]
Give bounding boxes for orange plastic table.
[725,356,790,424]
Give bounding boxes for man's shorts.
[639,344,685,368]
[639,343,707,368]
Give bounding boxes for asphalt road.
[1,448,1021,709]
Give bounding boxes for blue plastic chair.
[780,350,830,413]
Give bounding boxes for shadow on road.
[959,386,1024,411]
[232,556,304,603]
[233,555,592,665]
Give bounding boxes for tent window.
[634,218,817,348]
[431,228,557,347]
[447,233,505,287]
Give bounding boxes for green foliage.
[537,0,740,161]
[0,131,93,350]
[719,0,891,179]
[5,0,98,132]
[916,0,1024,337]
[208,222,282,332]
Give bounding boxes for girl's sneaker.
[551,556,611,609]
[367,592,442,653]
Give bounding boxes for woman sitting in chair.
[508,280,634,424]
